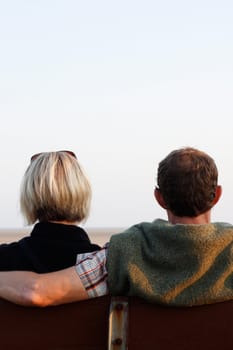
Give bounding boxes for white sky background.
[0,0,233,229]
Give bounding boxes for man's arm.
[0,267,88,307]
[0,246,108,307]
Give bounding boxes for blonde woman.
[0,151,100,272]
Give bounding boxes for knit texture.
[107,219,233,306]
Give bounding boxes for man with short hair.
[0,147,233,307]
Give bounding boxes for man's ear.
[212,185,222,205]
[154,188,167,209]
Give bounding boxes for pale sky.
[0,1,233,229]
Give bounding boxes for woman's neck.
[47,220,78,225]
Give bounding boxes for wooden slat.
[128,297,233,350]
[0,296,110,350]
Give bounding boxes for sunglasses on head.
[30,150,77,163]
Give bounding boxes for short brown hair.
[157,147,218,217]
[20,151,91,224]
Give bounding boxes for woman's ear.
[154,188,167,209]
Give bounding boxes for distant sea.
[0,227,125,247]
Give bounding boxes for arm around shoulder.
[0,266,88,307]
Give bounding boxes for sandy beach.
[0,227,125,247]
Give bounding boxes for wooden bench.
[1,296,233,349]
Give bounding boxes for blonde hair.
[20,151,91,225]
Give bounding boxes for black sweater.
[0,222,100,272]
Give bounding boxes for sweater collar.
[30,222,90,241]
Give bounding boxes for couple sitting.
[0,147,233,307]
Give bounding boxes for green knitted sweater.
[106,219,233,306]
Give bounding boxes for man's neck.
[167,210,211,224]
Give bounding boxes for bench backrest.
[1,296,233,349]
